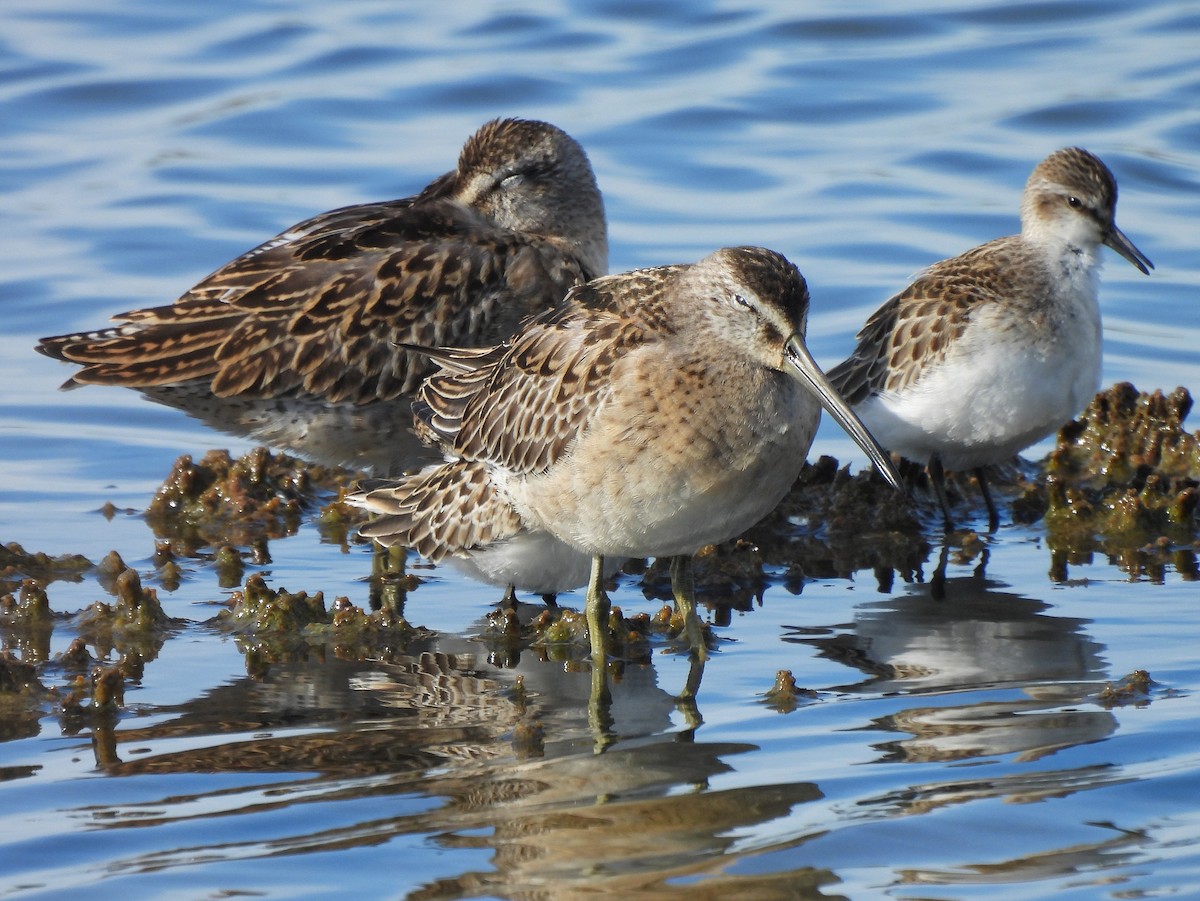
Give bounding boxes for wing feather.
[412,268,682,474]
[827,237,1029,403]
[351,461,524,560]
[38,198,589,402]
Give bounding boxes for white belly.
[858,301,1101,470]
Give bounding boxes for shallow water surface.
[3,1,1200,899]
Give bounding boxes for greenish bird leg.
[669,554,707,661]
[585,553,614,752]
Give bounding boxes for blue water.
[3,1,1200,898]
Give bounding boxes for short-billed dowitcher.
[827,147,1152,531]
[351,246,904,660]
[37,118,607,473]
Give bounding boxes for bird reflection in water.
[67,632,842,899]
[791,562,1115,766]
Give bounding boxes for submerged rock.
[0,542,91,592]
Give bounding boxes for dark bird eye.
[1067,196,1082,209]
[733,293,752,309]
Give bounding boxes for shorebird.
[37,118,608,474]
[350,247,904,661]
[827,147,1152,531]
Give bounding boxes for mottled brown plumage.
[357,461,524,563]
[830,240,1033,406]
[37,118,607,471]
[409,265,687,476]
[352,247,904,659]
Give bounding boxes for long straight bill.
[784,334,905,494]
[1104,224,1154,275]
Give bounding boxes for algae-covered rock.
[740,456,929,591]
[218,573,328,633]
[0,651,43,694]
[73,564,177,662]
[498,603,675,666]
[90,665,126,709]
[212,544,245,589]
[144,446,352,553]
[761,669,818,714]
[1095,669,1157,708]
[1,579,53,625]
[639,542,766,616]
[1,580,58,663]
[0,651,46,742]
[317,491,370,550]
[76,567,173,633]
[1031,384,1200,571]
[217,573,424,666]
[0,542,91,592]
[152,540,183,591]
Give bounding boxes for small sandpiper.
[37,118,608,474]
[350,247,904,661]
[827,147,1152,531]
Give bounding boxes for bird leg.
[588,660,614,754]
[674,654,706,732]
[927,454,956,533]
[975,466,1000,532]
[368,542,409,622]
[585,553,615,753]
[669,555,708,661]
[499,584,519,611]
[930,541,950,601]
[585,553,612,665]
